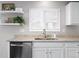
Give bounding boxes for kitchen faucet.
[42,29,47,38]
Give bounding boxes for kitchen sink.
[35,38,57,40]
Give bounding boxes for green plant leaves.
[13,16,25,25]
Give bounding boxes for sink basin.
[35,38,57,40]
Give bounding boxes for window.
[29,8,60,31]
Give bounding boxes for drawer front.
[33,42,64,48]
[65,42,79,48]
[47,48,64,58]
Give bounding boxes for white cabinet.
[46,48,64,58]
[65,42,79,48]
[32,48,47,58]
[65,48,79,58]
[66,2,79,25]
[32,41,79,58]
[33,47,64,58]
[33,42,64,48]
[32,42,64,58]
[65,42,79,58]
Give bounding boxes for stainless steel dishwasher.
[10,41,32,58]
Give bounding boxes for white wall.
[0,1,68,35]
[0,1,79,58]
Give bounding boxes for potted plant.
[13,16,25,25]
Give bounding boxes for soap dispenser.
[53,33,56,38]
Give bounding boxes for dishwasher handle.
[10,44,24,47]
[10,43,32,47]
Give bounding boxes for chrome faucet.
[42,29,47,38]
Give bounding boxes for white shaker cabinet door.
[49,48,64,58]
[32,42,64,58]
[32,47,47,58]
[66,2,79,25]
[32,47,64,58]
[65,48,79,58]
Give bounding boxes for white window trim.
[29,8,60,32]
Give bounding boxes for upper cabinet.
[29,8,60,31]
[66,2,79,25]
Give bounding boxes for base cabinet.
[32,42,79,58]
[65,48,79,58]
[9,41,79,58]
[33,47,64,58]
[32,48,47,58]
[65,42,79,58]
[32,42,64,58]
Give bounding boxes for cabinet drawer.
[65,42,79,48]
[33,42,64,48]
